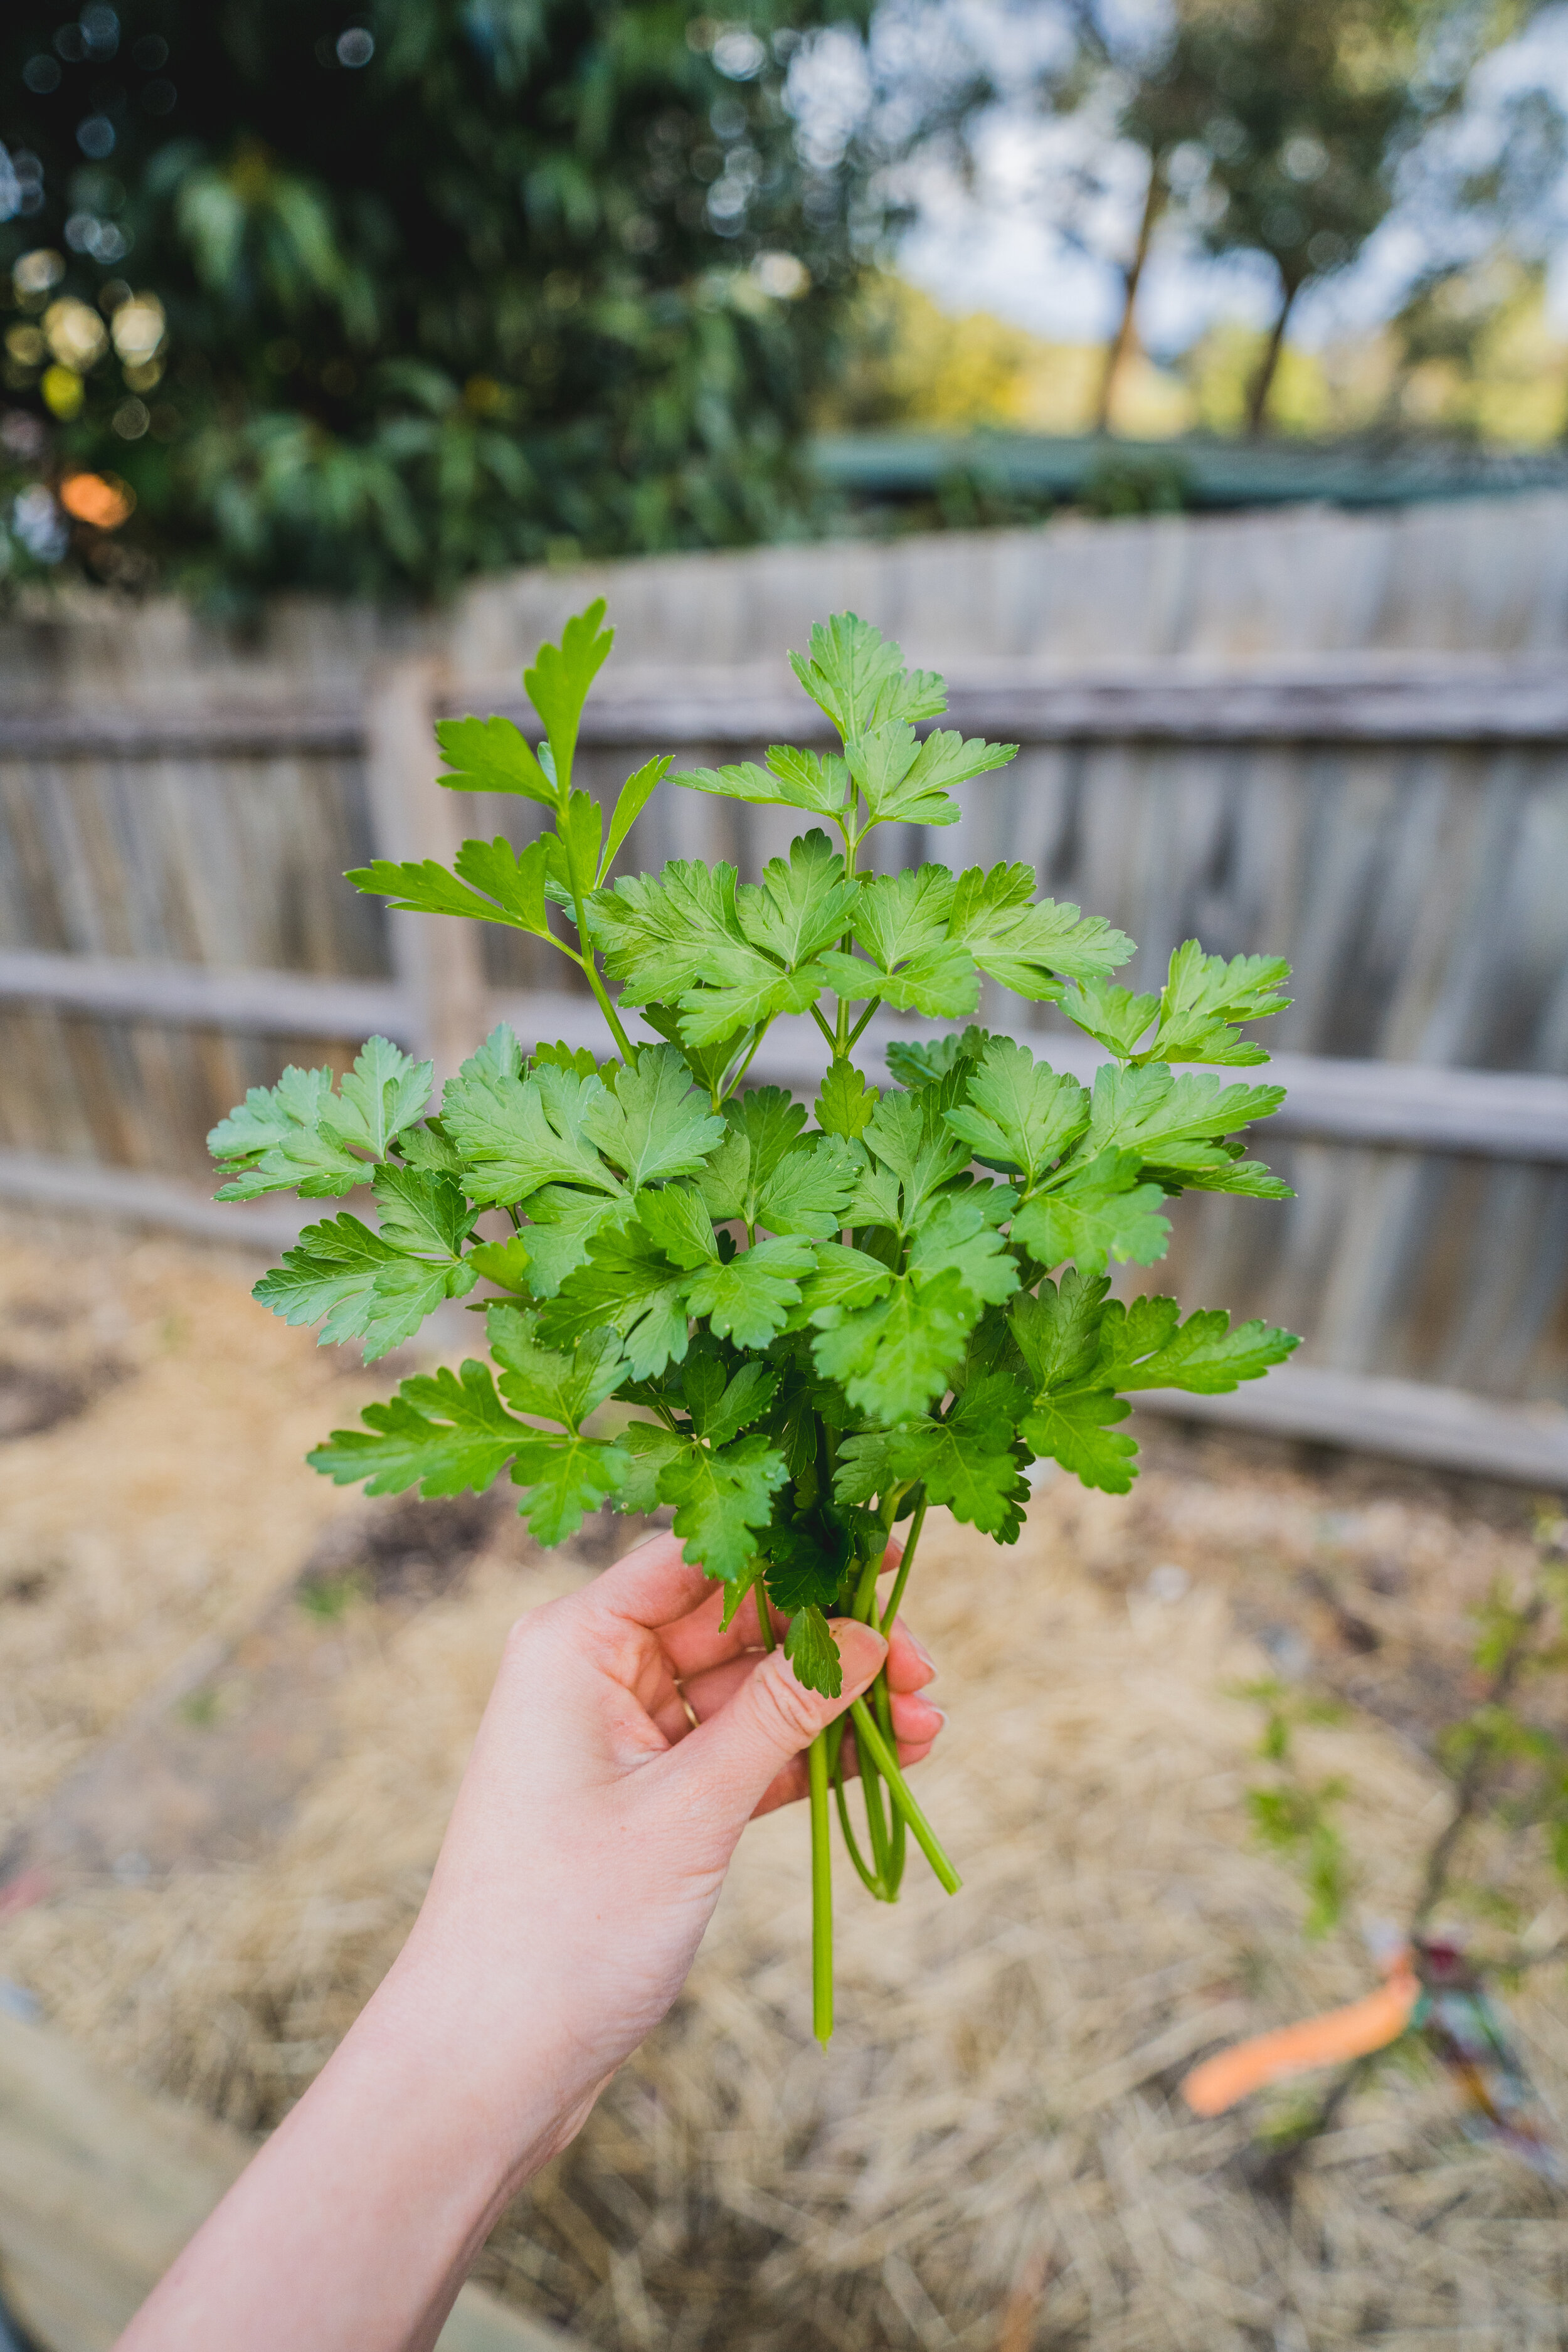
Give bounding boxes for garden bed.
[1,1216,1564,2349]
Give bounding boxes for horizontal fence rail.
[6,635,1568,1489]
[5,956,1568,1160]
[9,657,1568,758]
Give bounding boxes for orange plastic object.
[58,472,135,529]
[1181,1961,1420,2116]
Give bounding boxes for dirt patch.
[296,1493,509,1611]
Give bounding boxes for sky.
[803,0,1568,354]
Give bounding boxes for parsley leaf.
[433,712,554,805]
[1084,1063,1285,1164]
[1066,977,1161,1061]
[309,1360,529,1496]
[538,1216,691,1379]
[509,1433,630,1544]
[697,1089,859,1236]
[673,745,850,821]
[945,867,1134,998]
[783,1603,842,1698]
[580,1044,725,1187]
[943,1040,1089,1184]
[1010,1152,1171,1275]
[788,612,946,737]
[1020,1386,1138,1494]
[348,837,554,938]
[252,1160,479,1360]
[209,1038,432,1200]
[589,857,832,1045]
[603,754,671,876]
[524,596,613,793]
[686,1236,817,1347]
[489,1304,627,1428]
[660,1432,790,1584]
[816,1061,879,1139]
[812,1266,976,1422]
[1149,941,1293,1066]
[443,1054,623,1206]
[1094,1296,1301,1392]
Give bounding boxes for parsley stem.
[872,1669,907,1895]
[848,1698,960,1895]
[857,1740,894,1888]
[833,1761,887,1899]
[719,1019,770,1105]
[809,1001,837,1049]
[879,1493,927,1636]
[582,959,636,1063]
[846,999,881,1050]
[809,1730,834,2044]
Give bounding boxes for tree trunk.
[1246,277,1299,437]
[1094,158,1165,434]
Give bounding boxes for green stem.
[581,956,635,1063]
[832,1760,887,1898]
[872,1670,907,1895]
[719,1020,770,1106]
[849,1697,961,1895]
[809,1001,837,1049]
[879,1493,928,1637]
[809,1731,834,2045]
[558,820,635,1062]
[857,1730,894,1886]
[850,1546,884,1624]
[755,1577,776,1653]
[846,998,882,1050]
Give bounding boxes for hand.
[393,1530,943,2125]
[117,1532,943,2352]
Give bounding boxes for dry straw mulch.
[3,1221,1567,2350]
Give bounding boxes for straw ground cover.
[3,1218,1566,2348]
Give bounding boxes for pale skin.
[117,1534,943,2352]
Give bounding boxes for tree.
[0,1,873,605]
[1056,0,1522,435]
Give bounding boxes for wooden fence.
[6,495,1568,1483]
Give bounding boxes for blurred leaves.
[0,0,875,602]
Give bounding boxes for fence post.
[364,659,489,1083]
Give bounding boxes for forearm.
[116,1950,590,2352]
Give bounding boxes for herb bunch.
[211,602,1300,2038]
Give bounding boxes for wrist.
[356,1922,606,2200]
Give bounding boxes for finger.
[659,1620,887,1828]
[885,1619,936,1695]
[580,1532,716,1633]
[889,1690,944,1746]
[655,1577,785,1683]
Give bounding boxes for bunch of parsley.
[211,603,1298,2039]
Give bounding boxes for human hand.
[383,1533,943,2160]
[116,1535,942,2352]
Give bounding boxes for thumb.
[664,1619,887,1826]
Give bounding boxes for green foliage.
[216,603,1296,1715]
[0,1,877,603]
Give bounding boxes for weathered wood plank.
[9,964,1565,1158]
[1134,1362,1568,1488]
[366,664,490,1083]
[0,1150,307,1251]
[0,950,410,1041]
[0,2009,575,2352]
[11,659,1568,761]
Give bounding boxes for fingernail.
[907,1632,936,1675]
